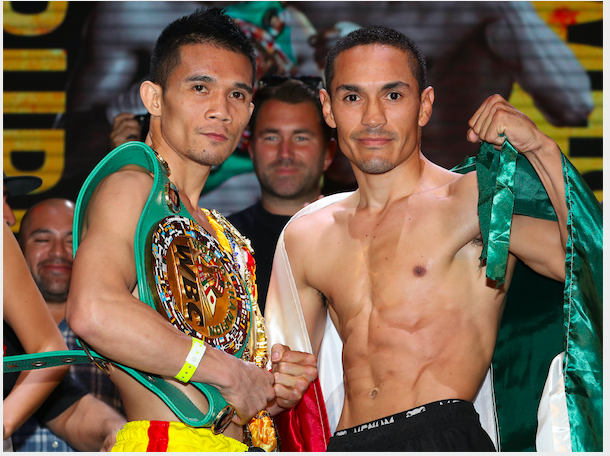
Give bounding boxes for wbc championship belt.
[148,213,251,357]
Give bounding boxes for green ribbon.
[474,136,518,286]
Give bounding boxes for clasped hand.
[219,344,317,425]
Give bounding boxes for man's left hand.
[268,344,317,414]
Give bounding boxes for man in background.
[17,198,125,411]
[11,198,126,451]
[228,78,335,310]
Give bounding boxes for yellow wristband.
[175,337,206,383]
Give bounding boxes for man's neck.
[147,118,212,210]
[154,147,211,211]
[47,301,66,326]
[353,151,437,211]
[260,191,321,217]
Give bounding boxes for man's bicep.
[509,214,566,282]
[74,173,149,287]
[67,171,152,324]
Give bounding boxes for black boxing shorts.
[326,399,496,452]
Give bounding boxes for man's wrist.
[522,133,557,158]
[175,337,206,383]
[197,347,242,392]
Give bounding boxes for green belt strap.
[3,346,225,428]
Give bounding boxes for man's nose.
[49,238,71,260]
[205,93,231,123]
[362,98,387,128]
[278,138,293,159]
[3,200,16,227]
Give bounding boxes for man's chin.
[186,147,234,168]
[193,155,228,168]
[355,159,396,175]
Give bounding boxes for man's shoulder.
[79,166,155,240]
[444,169,478,200]
[100,165,154,190]
[88,166,154,209]
[285,192,355,237]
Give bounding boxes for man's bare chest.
[308,199,482,312]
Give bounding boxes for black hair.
[150,7,256,90]
[250,79,332,143]
[324,26,427,95]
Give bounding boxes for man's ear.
[323,138,337,171]
[320,89,337,129]
[418,86,434,128]
[140,81,163,117]
[249,102,255,119]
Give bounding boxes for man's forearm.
[3,365,69,439]
[520,135,569,249]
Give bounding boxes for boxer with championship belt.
[65,8,317,452]
[71,142,278,449]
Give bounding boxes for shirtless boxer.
[278,26,570,451]
[66,8,316,452]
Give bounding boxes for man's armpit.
[319,290,328,309]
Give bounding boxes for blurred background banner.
[3,1,602,231]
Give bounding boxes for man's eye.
[345,94,359,102]
[387,92,402,101]
[193,84,207,92]
[263,135,278,141]
[295,136,309,142]
[230,91,245,100]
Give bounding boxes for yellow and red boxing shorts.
[112,421,248,452]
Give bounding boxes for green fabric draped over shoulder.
[452,141,602,451]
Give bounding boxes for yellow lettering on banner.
[3,1,68,36]
[3,49,67,71]
[3,130,65,193]
[3,92,66,114]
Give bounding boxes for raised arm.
[3,222,69,439]
[467,94,568,281]
[65,169,274,424]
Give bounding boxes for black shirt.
[3,320,87,423]
[228,202,291,313]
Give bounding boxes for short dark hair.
[324,26,427,96]
[250,79,333,143]
[150,7,256,90]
